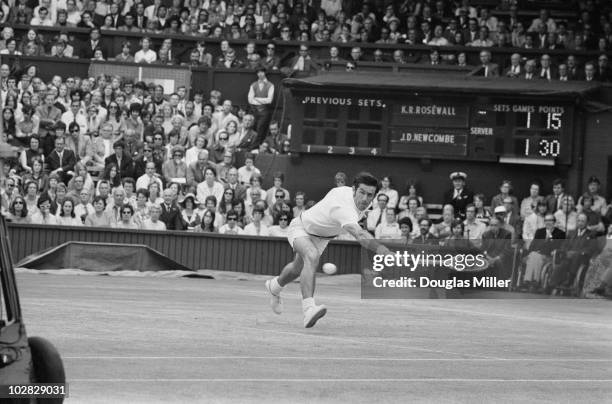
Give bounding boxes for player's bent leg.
[278,253,304,287]
[293,237,327,328]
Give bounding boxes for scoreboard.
[284,75,592,166]
[292,93,574,165]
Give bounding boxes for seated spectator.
[413,218,439,245]
[265,172,290,207]
[522,59,537,80]
[216,48,244,69]
[194,208,217,233]
[523,201,549,249]
[56,198,82,226]
[375,208,402,239]
[554,196,578,234]
[520,182,543,219]
[162,145,187,185]
[180,193,200,230]
[142,203,166,231]
[577,176,607,215]
[482,217,513,278]
[366,193,389,233]
[580,195,605,235]
[6,196,31,224]
[237,153,261,185]
[244,207,270,236]
[30,194,58,225]
[115,41,134,62]
[84,195,112,227]
[196,166,224,206]
[538,54,557,80]
[549,213,599,293]
[134,37,157,64]
[433,204,455,239]
[219,210,245,235]
[269,213,290,238]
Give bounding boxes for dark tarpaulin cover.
[16,242,193,272]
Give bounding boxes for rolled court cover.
[16,241,193,272]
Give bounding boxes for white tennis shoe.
[303,305,327,328]
[265,280,283,315]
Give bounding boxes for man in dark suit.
[159,188,184,230]
[481,217,513,278]
[479,50,499,77]
[79,28,107,59]
[46,136,76,185]
[537,54,558,80]
[443,172,474,220]
[544,179,567,214]
[133,3,148,30]
[595,54,611,82]
[523,214,565,289]
[224,168,247,201]
[549,213,599,292]
[104,141,134,180]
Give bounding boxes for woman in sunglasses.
[115,204,139,229]
[268,213,290,238]
[6,196,30,223]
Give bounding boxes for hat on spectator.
[449,172,467,181]
[387,16,400,24]
[113,140,125,149]
[494,206,507,214]
[171,145,185,156]
[587,176,600,184]
[180,192,198,207]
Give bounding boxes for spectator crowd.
[0,1,611,80]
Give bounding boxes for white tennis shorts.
[287,217,331,256]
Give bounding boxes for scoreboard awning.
[284,72,600,98]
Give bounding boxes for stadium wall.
[7,224,361,275]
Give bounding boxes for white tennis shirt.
[301,186,367,238]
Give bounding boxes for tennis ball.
[322,263,337,275]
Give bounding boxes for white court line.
[69,378,612,383]
[233,325,502,360]
[63,356,612,362]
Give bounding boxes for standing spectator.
[248,68,274,145]
[491,180,518,214]
[443,172,474,219]
[520,182,543,219]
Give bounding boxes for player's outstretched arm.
[343,223,392,255]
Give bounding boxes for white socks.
[270,277,283,295]
[302,297,315,313]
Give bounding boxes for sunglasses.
[14,201,23,205]
[122,210,132,214]
[276,195,284,198]
[279,218,288,221]
[144,149,152,152]
[219,137,228,141]
[227,217,237,221]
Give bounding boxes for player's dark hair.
[353,172,380,193]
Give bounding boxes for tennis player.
[265,172,392,328]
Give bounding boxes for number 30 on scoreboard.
[523,138,561,157]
